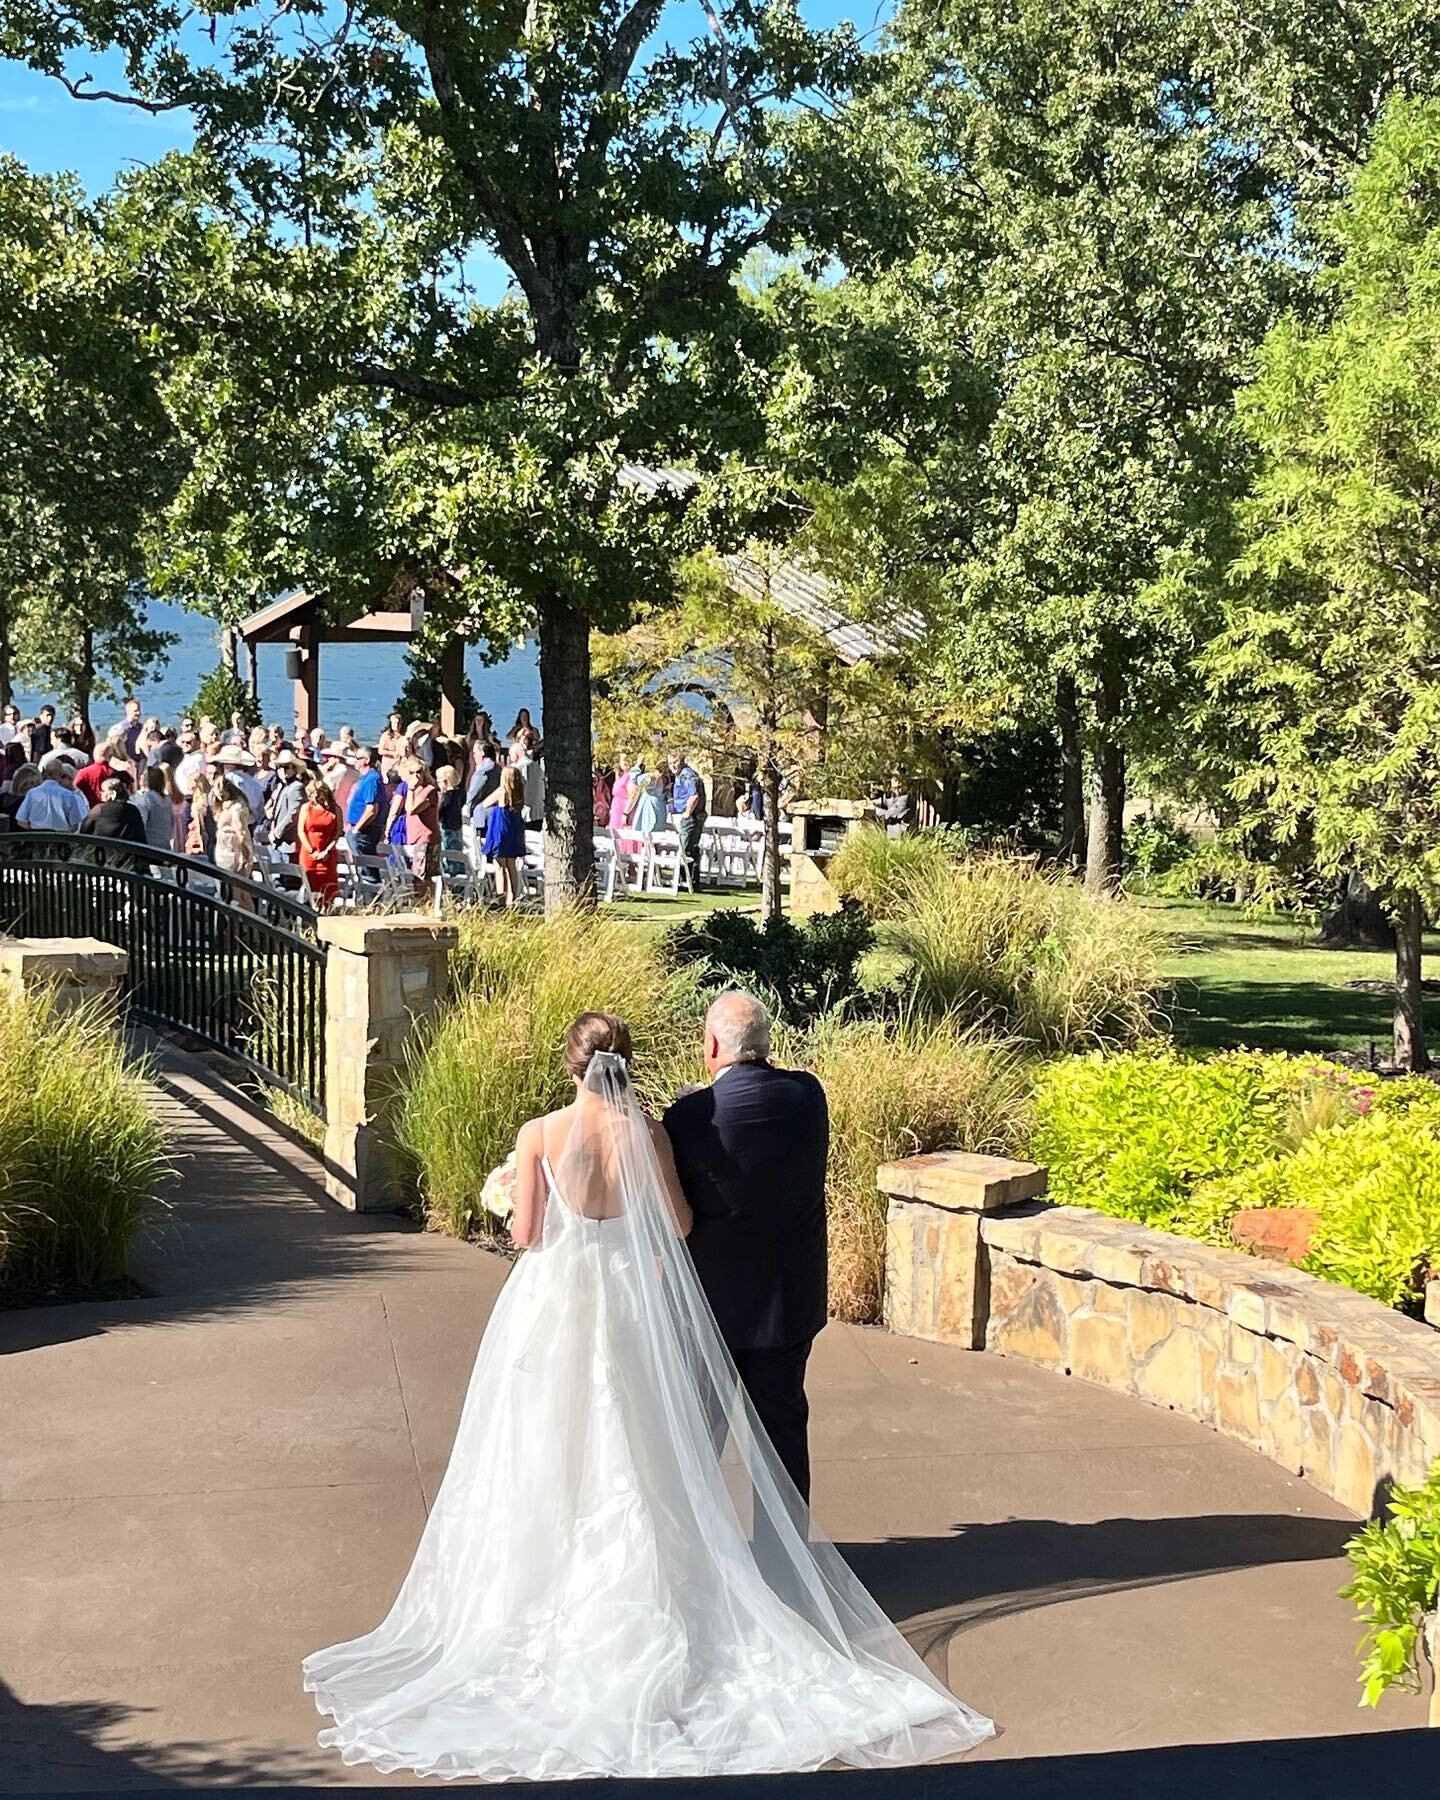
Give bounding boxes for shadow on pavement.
[840,1511,1356,1656]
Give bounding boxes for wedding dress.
[302,1053,994,1780]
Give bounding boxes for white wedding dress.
[302,1054,994,1780]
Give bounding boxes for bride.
[302,1012,995,1780]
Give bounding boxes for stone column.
[879,1150,1048,1349]
[318,914,459,1212]
[0,937,128,1016]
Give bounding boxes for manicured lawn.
[606,886,758,935]
[1146,897,1440,1057]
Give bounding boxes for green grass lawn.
[1145,897,1439,1057]
[604,886,758,935]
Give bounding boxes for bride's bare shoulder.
[517,1104,577,1157]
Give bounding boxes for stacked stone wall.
[879,1155,1440,1516]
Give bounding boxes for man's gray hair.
[707,989,771,1063]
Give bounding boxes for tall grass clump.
[789,1015,1034,1322]
[871,855,1163,1049]
[825,827,954,916]
[0,988,171,1295]
[398,907,706,1239]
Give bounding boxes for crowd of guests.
[0,689,796,907]
[0,696,552,909]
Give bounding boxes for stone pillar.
[879,1150,1048,1349]
[0,937,128,1016]
[318,915,459,1212]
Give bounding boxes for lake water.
[10,597,543,740]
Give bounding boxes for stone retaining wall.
[879,1155,1440,1517]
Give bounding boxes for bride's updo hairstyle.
[564,1011,633,1083]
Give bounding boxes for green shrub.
[825,827,953,916]
[1032,1044,1308,1228]
[399,908,706,1239]
[789,1014,1033,1323]
[1123,812,1193,881]
[0,989,171,1294]
[191,662,260,732]
[874,856,1163,1050]
[1342,1462,1440,1708]
[663,902,875,1027]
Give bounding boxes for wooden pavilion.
[236,588,469,737]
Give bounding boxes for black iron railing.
[0,831,326,1115]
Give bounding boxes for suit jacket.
[663,1060,828,1352]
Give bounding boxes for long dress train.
[301,1055,994,1780]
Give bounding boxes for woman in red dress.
[297,777,342,908]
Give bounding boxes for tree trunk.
[1320,872,1395,949]
[1392,888,1428,1072]
[761,760,783,923]
[0,610,11,710]
[74,625,93,735]
[1084,672,1125,893]
[1056,671,1085,871]
[537,596,595,911]
[221,625,240,680]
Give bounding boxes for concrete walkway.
[0,1059,1426,1789]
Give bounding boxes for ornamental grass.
[868,855,1164,1050]
[783,1014,1033,1323]
[397,907,707,1241]
[0,987,171,1295]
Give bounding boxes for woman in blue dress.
[483,764,528,907]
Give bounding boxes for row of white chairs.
[254,815,795,915]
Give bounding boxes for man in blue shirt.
[668,751,707,893]
[346,746,386,858]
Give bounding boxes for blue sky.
[0,2,890,196]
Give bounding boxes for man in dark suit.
[663,991,828,1502]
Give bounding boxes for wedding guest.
[0,763,40,825]
[506,707,539,751]
[185,772,218,860]
[132,765,176,853]
[515,727,545,827]
[403,758,441,892]
[1,742,26,788]
[68,711,95,757]
[225,708,250,745]
[29,704,56,763]
[377,711,406,773]
[483,763,527,907]
[268,750,307,852]
[78,773,147,846]
[338,723,359,755]
[298,776,342,907]
[436,763,465,856]
[16,762,86,830]
[120,696,144,764]
[173,727,207,798]
[669,749,707,893]
[0,703,21,746]
[74,738,125,809]
[592,766,612,827]
[610,755,635,843]
[467,711,497,774]
[629,770,665,839]
[213,778,254,879]
[345,746,385,859]
[407,717,441,772]
[465,736,502,819]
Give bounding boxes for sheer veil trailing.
[301,1050,994,1780]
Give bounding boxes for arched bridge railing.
[0,832,326,1115]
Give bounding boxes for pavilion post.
[439,633,464,735]
[292,625,320,738]
[245,636,259,704]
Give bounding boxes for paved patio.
[0,1055,1426,1789]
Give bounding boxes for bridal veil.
[302,1050,994,1779]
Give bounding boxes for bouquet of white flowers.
[480,1150,517,1224]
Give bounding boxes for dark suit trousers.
[732,1339,814,1505]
